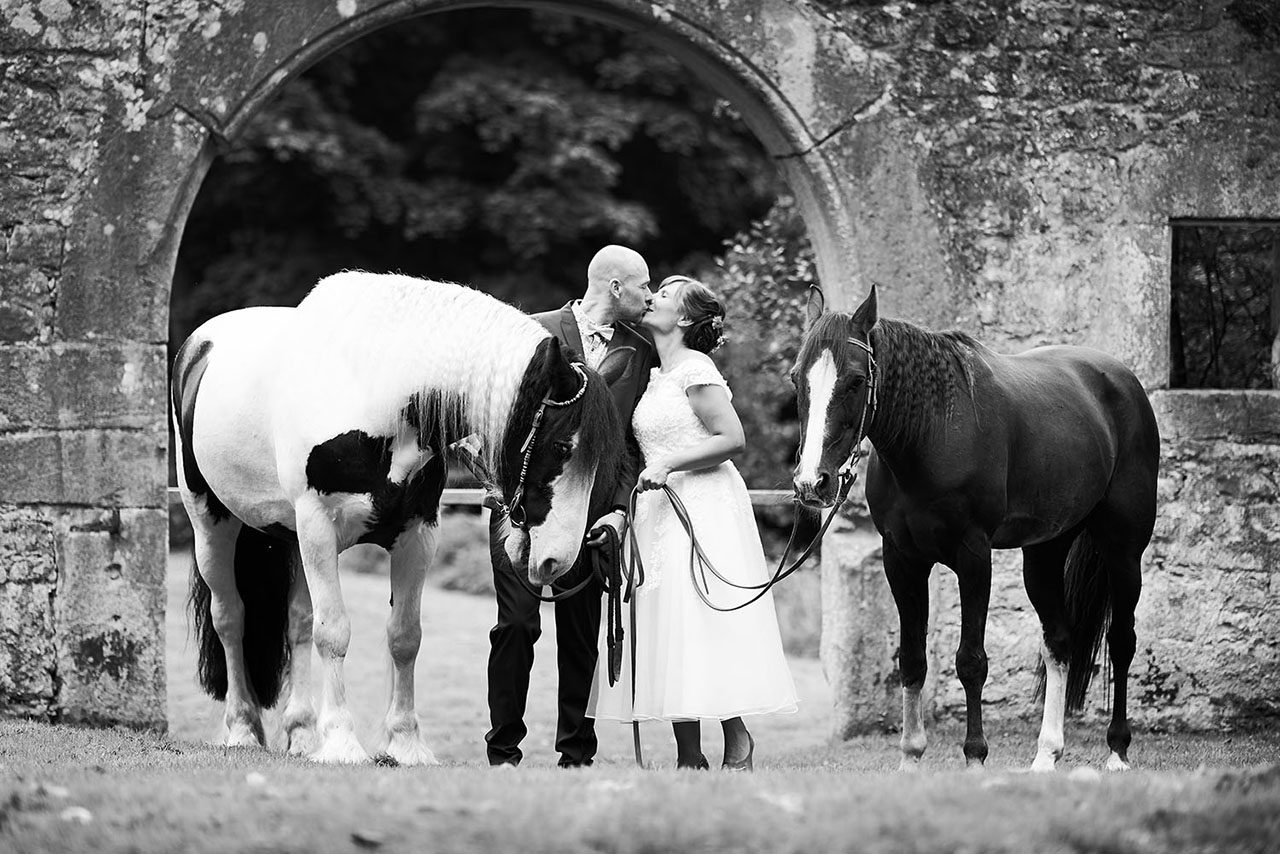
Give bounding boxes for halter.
[635,330,882,614]
[838,334,879,478]
[505,362,590,532]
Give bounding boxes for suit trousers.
[485,509,603,767]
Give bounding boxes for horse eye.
[553,440,573,459]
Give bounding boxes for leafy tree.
[701,195,817,492]
[173,8,782,351]
[1170,224,1279,390]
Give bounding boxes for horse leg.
[192,515,265,748]
[952,532,992,769]
[1022,535,1074,772]
[1103,548,1142,772]
[281,548,318,756]
[295,495,367,763]
[379,522,440,767]
[883,541,933,771]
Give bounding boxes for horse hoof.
[1030,753,1057,773]
[386,738,439,768]
[964,757,986,771]
[287,727,319,757]
[225,723,266,750]
[311,732,369,765]
[898,756,922,773]
[1105,753,1131,772]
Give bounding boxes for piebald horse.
[791,285,1158,772]
[172,271,622,764]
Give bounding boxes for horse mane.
[296,271,551,475]
[498,344,622,500]
[868,317,983,451]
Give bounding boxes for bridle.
[503,362,589,532]
[493,362,621,605]
[641,330,881,613]
[835,333,878,479]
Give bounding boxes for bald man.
[485,245,656,768]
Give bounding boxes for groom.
[485,244,655,767]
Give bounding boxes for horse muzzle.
[793,471,837,509]
[527,556,570,586]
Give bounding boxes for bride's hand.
[638,461,672,491]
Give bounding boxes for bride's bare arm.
[637,384,745,490]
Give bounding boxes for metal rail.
[166,487,799,507]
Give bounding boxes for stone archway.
[9,1,1275,735]
[0,0,953,728]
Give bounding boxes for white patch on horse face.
[527,439,597,585]
[796,349,838,485]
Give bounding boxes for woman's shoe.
[677,754,710,770]
[722,733,754,772]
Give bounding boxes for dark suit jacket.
[530,303,655,512]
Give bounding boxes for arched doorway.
[162,2,847,752]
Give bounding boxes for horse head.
[500,336,622,585]
[791,284,879,508]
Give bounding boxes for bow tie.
[581,316,614,342]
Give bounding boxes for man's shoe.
[557,758,593,769]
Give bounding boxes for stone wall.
[1,0,1276,732]
[823,391,1280,737]
[815,0,1280,734]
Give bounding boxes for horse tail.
[189,526,295,707]
[1063,529,1111,713]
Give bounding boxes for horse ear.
[805,285,825,329]
[543,336,581,399]
[851,283,878,329]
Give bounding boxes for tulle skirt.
[588,463,799,722]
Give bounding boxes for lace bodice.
[632,358,732,462]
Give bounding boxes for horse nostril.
[815,471,832,493]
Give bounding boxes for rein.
[633,331,880,612]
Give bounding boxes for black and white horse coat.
[172,272,621,763]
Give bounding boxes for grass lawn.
[2,549,1279,853]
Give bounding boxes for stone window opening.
[1169,219,1280,390]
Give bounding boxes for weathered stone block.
[0,504,55,583]
[1152,390,1280,443]
[6,223,64,268]
[0,579,59,717]
[0,430,166,506]
[0,505,58,718]
[821,517,898,737]
[0,343,168,431]
[0,263,54,342]
[54,507,167,729]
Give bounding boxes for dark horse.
[791,285,1158,772]
[172,272,622,764]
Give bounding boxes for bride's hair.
[664,275,726,354]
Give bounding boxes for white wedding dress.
[588,357,799,722]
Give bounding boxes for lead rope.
[661,333,877,611]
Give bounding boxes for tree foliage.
[173,9,782,350]
[702,195,818,492]
[1170,224,1279,390]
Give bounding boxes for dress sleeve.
[678,359,732,401]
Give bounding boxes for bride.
[588,275,799,771]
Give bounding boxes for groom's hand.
[586,510,627,547]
